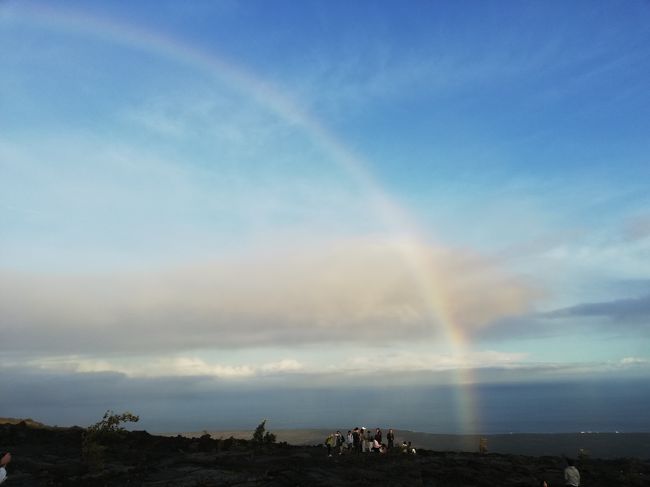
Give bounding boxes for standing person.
[0,452,11,485]
[346,430,353,451]
[361,427,368,452]
[564,458,580,487]
[366,428,373,453]
[387,429,395,450]
[325,433,336,457]
[352,427,361,453]
[335,430,344,455]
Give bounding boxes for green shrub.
[82,410,139,472]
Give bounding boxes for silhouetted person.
[352,427,361,453]
[387,429,394,449]
[361,427,370,452]
[335,430,344,454]
[325,433,336,457]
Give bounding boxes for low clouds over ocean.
[0,239,537,355]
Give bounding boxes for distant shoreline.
[166,429,650,459]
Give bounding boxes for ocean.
[4,372,649,435]
[142,378,650,434]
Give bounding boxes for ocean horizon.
[4,369,649,436]
[115,378,650,435]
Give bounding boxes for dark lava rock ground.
[1,421,649,486]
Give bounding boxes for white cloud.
[337,350,528,374]
[620,357,649,366]
[19,349,648,388]
[16,349,529,381]
[259,359,303,374]
[21,355,303,379]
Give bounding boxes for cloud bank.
[543,294,650,323]
[2,359,649,433]
[0,239,537,355]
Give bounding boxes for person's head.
[348,430,351,434]
[389,429,393,433]
[567,458,575,467]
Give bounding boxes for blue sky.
[1,0,649,430]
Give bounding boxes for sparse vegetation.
[252,419,276,444]
[2,419,650,486]
[82,410,139,471]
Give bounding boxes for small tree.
[252,419,276,445]
[82,410,139,471]
[252,419,267,443]
[88,410,139,435]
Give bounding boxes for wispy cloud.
[24,355,304,379]
[543,294,650,324]
[335,350,528,375]
[620,356,649,366]
[277,4,644,120]
[18,351,525,380]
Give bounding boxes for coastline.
[170,429,650,459]
[2,420,648,485]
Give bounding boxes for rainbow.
[6,3,480,434]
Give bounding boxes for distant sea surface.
[154,379,650,435]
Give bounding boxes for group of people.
[323,431,581,487]
[325,427,415,456]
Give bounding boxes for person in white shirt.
[0,452,11,485]
[564,458,580,487]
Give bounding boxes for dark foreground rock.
[1,422,648,486]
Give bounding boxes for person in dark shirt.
[352,427,361,453]
[386,429,395,449]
